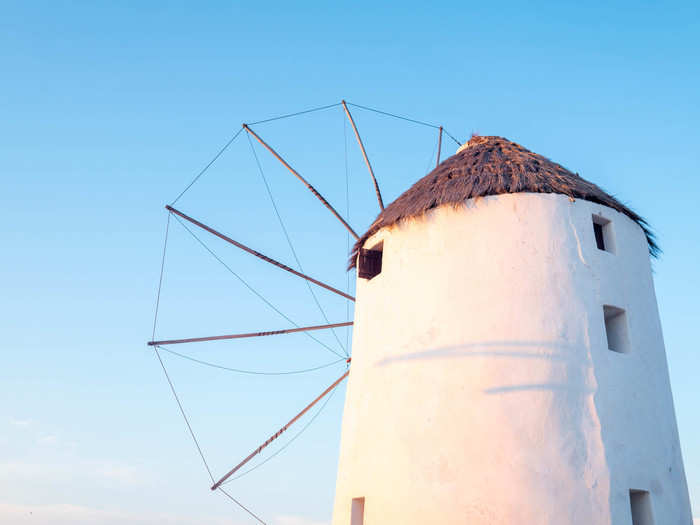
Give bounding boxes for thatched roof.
[350,135,658,268]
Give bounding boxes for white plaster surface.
[332,192,692,524]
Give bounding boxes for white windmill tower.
[332,136,692,525]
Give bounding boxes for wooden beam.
[436,126,443,168]
[166,206,355,302]
[148,321,353,347]
[341,100,384,210]
[243,124,359,240]
[211,370,350,490]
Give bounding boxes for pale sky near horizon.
[1,2,699,524]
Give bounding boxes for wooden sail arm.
[166,206,354,302]
[210,369,350,490]
[148,321,353,347]
[242,124,359,240]
[341,100,384,210]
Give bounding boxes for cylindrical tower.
[332,136,691,524]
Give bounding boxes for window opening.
[629,489,654,525]
[603,305,630,353]
[358,241,383,280]
[592,215,615,253]
[351,497,365,525]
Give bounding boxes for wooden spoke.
[243,124,359,239]
[211,369,350,490]
[148,321,353,347]
[167,206,355,302]
[341,100,384,210]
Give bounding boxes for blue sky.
[1,1,698,523]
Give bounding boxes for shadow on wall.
[373,339,630,520]
[375,340,596,396]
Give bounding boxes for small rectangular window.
[593,222,605,250]
[604,305,630,353]
[592,215,615,253]
[351,497,365,525]
[629,489,654,525]
[358,242,383,280]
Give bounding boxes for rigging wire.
[347,100,439,129]
[153,347,215,481]
[171,128,245,205]
[171,214,345,360]
[246,132,348,356]
[169,101,460,207]
[442,128,464,148]
[346,101,463,146]
[248,102,342,126]
[152,213,269,524]
[151,212,171,342]
[150,212,215,483]
[159,345,346,376]
[217,487,268,525]
[424,131,440,175]
[222,379,342,484]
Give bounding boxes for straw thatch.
[349,135,658,268]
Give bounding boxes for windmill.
[331,136,692,524]
[150,107,692,525]
[148,100,459,523]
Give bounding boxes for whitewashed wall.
[332,192,691,524]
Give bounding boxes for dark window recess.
[351,497,365,525]
[594,222,606,250]
[629,490,655,525]
[592,214,615,253]
[358,247,382,280]
[603,305,630,353]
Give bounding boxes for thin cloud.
[0,459,151,487]
[9,419,32,427]
[36,433,58,445]
[0,502,243,525]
